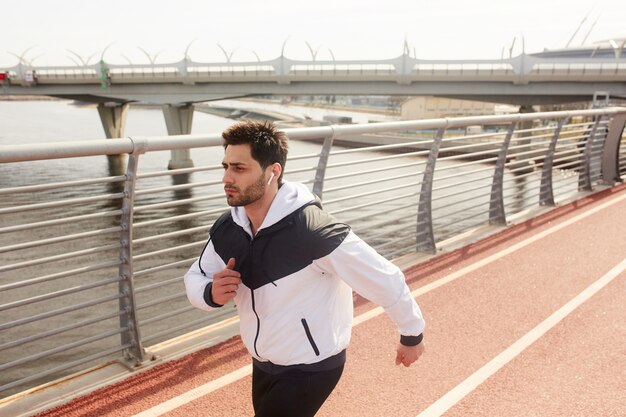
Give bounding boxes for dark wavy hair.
[222,120,289,184]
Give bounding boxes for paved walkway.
[30,185,626,417]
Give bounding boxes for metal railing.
[1,108,625,397]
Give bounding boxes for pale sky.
[2,0,625,67]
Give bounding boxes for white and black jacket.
[184,181,425,369]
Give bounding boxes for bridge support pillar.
[98,103,129,175]
[97,102,129,139]
[162,104,195,170]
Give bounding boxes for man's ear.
[272,162,283,179]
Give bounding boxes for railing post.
[539,117,568,206]
[312,129,335,200]
[601,112,626,184]
[578,116,603,191]
[416,128,446,254]
[591,118,609,185]
[118,137,149,367]
[489,121,517,224]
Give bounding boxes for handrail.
[0,108,622,163]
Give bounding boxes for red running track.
[31,185,626,417]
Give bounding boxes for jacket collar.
[230,181,316,236]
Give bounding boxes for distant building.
[400,96,517,120]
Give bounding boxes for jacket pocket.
[300,318,320,356]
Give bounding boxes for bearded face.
[224,171,266,207]
[222,144,273,208]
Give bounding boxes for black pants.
[252,363,344,417]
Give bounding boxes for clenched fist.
[211,258,241,305]
[395,342,425,367]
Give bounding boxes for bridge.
[1,107,626,416]
[3,52,626,105]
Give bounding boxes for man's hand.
[395,342,425,367]
[211,258,241,305]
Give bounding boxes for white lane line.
[135,191,626,417]
[416,257,626,417]
[132,365,252,417]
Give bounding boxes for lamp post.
[217,44,238,63]
[138,47,163,64]
[67,50,96,66]
[8,45,40,66]
[184,38,198,62]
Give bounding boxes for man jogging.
[184,120,425,416]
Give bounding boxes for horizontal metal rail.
[140,305,197,327]
[132,226,211,246]
[133,258,199,278]
[0,327,126,372]
[133,243,206,262]
[0,176,127,195]
[329,160,427,177]
[0,243,121,275]
[0,193,125,215]
[0,227,123,253]
[132,195,222,213]
[323,183,414,206]
[0,293,124,331]
[134,276,183,293]
[0,210,123,234]
[136,292,187,311]
[329,191,420,217]
[0,310,125,351]
[134,180,220,196]
[323,172,420,194]
[341,201,417,226]
[0,260,122,291]
[132,209,224,229]
[1,277,121,311]
[136,164,222,178]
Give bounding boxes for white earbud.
[267,172,275,185]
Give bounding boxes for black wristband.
[400,333,423,346]
[203,282,224,308]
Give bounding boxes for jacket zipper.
[301,318,320,356]
[250,289,262,358]
[247,220,295,359]
[248,235,263,358]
